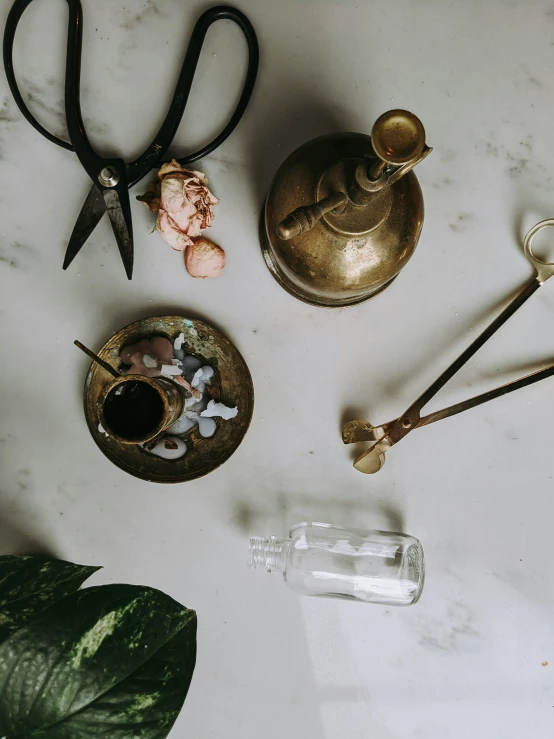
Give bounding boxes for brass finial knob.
[371,109,426,166]
[276,192,347,240]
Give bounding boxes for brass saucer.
[83,316,254,483]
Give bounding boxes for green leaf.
[0,556,100,642]
[0,584,197,739]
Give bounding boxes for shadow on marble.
[246,87,355,206]
[361,284,538,408]
[229,490,405,537]
[477,355,554,384]
[224,487,398,738]
[99,302,232,343]
[339,350,554,456]
[71,301,238,404]
[510,192,554,260]
[340,405,374,463]
[0,507,57,557]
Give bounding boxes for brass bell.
[260,110,432,307]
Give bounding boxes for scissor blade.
[63,185,107,270]
[103,187,134,280]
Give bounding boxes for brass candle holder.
[260,109,431,307]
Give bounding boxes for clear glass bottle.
[248,522,424,606]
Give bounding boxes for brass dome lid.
[260,110,431,307]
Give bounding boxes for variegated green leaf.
[0,584,197,739]
[0,556,100,642]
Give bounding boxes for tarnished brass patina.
[99,374,184,445]
[261,110,431,307]
[83,316,254,483]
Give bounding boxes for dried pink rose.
[184,237,226,279]
[137,160,218,251]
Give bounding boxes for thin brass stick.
[74,340,119,378]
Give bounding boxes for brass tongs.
[343,220,554,473]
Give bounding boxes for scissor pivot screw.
[402,419,412,428]
[98,166,120,187]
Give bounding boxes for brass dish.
[83,316,254,483]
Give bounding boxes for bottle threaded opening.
[248,536,284,572]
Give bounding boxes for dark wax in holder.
[103,381,165,442]
[99,375,183,445]
[75,340,184,445]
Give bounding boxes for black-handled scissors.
[3,1,259,279]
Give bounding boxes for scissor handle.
[4,0,125,169]
[3,3,259,183]
[523,219,554,284]
[126,6,259,186]
[3,0,74,152]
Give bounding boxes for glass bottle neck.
[248,536,287,573]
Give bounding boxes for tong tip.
[353,448,386,474]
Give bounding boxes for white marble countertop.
[1,0,554,736]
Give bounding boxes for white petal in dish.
[160,364,183,376]
[174,332,185,351]
[143,353,158,369]
[147,436,187,460]
[201,365,214,384]
[191,368,204,388]
[197,416,216,438]
[201,399,238,420]
[167,414,198,434]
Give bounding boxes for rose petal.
[136,183,161,212]
[120,338,152,365]
[184,238,225,279]
[159,176,197,231]
[156,210,193,251]
[149,337,174,363]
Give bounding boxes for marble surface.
[1,0,554,736]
